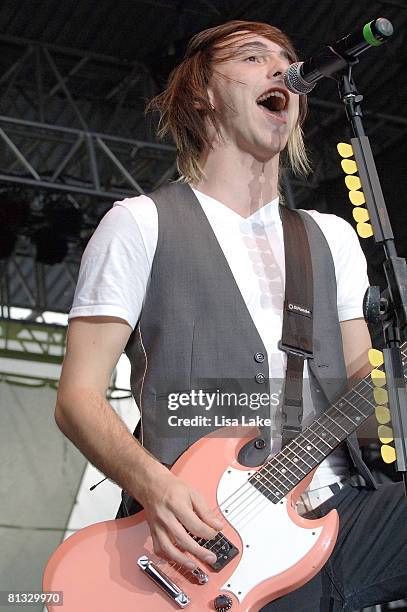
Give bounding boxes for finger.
[151,526,197,570]
[176,502,219,541]
[170,520,218,566]
[191,491,224,531]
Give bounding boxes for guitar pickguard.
[217,466,323,604]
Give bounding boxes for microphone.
[284,18,394,95]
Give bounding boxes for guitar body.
[43,429,339,611]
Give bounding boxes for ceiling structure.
[0,0,406,317]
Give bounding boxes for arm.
[340,317,376,444]
[56,315,222,569]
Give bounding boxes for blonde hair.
[147,20,310,183]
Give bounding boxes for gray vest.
[124,182,376,489]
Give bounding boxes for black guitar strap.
[279,205,314,449]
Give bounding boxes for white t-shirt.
[69,189,369,489]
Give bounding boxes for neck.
[193,146,280,218]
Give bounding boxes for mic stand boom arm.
[336,59,407,496]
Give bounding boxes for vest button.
[254,352,265,363]
[255,373,266,384]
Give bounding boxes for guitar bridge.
[137,556,190,608]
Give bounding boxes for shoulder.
[301,209,363,265]
[301,209,357,244]
[112,194,157,225]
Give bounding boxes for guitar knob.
[214,594,233,611]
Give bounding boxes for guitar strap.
[279,205,314,448]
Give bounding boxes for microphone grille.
[284,63,316,95]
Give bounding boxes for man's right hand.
[136,467,224,570]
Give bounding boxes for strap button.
[254,438,266,449]
[254,352,265,363]
[255,373,266,384]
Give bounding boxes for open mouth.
[256,87,289,116]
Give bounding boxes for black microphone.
[284,18,394,95]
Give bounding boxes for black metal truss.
[1,31,406,314]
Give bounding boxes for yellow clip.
[378,424,394,444]
[381,444,397,464]
[337,142,354,158]
[341,159,358,174]
[349,190,366,206]
[373,387,388,405]
[353,208,370,223]
[375,405,391,424]
[368,348,384,367]
[357,222,373,238]
[345,175,361,190]
[371,368,386,387]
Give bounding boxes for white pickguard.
[217,466,322,603]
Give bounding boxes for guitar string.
[168,358,399,578]
[198,376,376,530]
[166,374,377,580]
[167,348,406,577]
[167,381,371,578]
[190,366,396,556]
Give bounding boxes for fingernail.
[205,554,217,564]
[215,521,223,530]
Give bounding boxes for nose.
[266,55,289,80]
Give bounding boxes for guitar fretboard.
[250,342,407,503]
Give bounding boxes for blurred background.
[0,0,406,610]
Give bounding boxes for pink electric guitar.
[43,348,401,612]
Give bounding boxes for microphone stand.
[335,59,407,498]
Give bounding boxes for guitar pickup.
[204,533,239,572]
[137,555,190,608]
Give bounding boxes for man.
[57,20,406,611]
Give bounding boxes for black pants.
[260,481,407,612]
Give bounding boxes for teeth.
[257,91,286,103]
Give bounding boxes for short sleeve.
[305,211,369,322]
[68,205,151,329]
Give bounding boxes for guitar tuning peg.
[381,444,397,464]
[341,159,358,174]
[337,142,354,158]
[353,208,370,223]
[349,190,366,206]
[368,348,384,367]
[356,222,373,238]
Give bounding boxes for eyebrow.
[233,41,290,61]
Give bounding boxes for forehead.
[213,32,290,61]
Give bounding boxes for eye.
[245,55,261,63]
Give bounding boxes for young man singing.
[57,20,407,611]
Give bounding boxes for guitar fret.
[300,436,326,458]
[261,464,291,494]
[308,425,334,450]
[334,404,359,425]
[317,420,341,442]
[271,455,298,485]
[291,439,318,466]
[280,448,308,474]
[245,341,407,505]
[324,413,349,435]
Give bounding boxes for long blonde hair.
[147,20,310,183]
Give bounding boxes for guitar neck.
[250,342,407,502]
